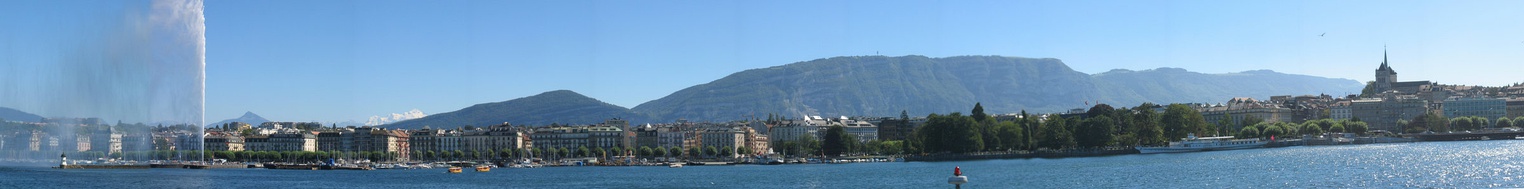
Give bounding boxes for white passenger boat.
[1136,133,1267,154]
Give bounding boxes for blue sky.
[6,0,1524,124]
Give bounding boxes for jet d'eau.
[1,0,204,162]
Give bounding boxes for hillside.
[631,55,1362,122]
[0,107,44,122]
[376,55,1363,127]
[208,111,271,127]
[380,90,647,130]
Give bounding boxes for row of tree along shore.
[897,102,1377,160]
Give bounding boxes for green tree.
[1279,122,1299,136]
[1451,117,1473,131]
[1132,104,1165,145]
[688,147,701,158]
[1302,122,1324,135]
[1346,121,1369,134]
[639,146,653,157]
[668,147,682,159]
[1408,112,1447,133]
[1475,117,1491,130]
[995,121,1025,150]
[1261,124,1285,138]
[719,146,734,157]
[1238,127,1260,139]
[1162,104,1208,140]
[1329,123,1346,133]
[577,147,591,158]
[917,113,984,153]
[1514,117,1524,128]
[1075,116,1115,148]
[1497,117,1514,128]
[1038,116,1076,149]
[737,146,752,156]
[1359,81,1377,98]
[971,103,988,122]
[823,125,849,156]
[654,147,668,157]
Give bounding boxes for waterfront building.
[1442,97,1507,125]
[1199,97,1297,132]
[1507,97,1524,118]
[597,118,627,149]
[769,120,820,143]
[768,116,878,143]
[588,125,624,150]
[743,127,770,155]
[840,118,878,143]
[655,125,685,149]
[529,126,589,150]
[1330,100,1353,120]
[461,128,493,152]
[1351,96,1429,132]
[247,132,316,152]
[438,129,464,152]
[634,124,659,148]
[489,123,525,150]
[173,132,200,152]
[697,127,745,154]
[203,132,244,151]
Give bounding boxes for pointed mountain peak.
[241,111,262,118]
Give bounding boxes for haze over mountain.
[381,90,648,130]
[380,55,1362,129]
[0,107,44,122]
[208,111,271,127]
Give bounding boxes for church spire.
[1377,46,1393,72]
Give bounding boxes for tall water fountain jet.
[0,0,203,164]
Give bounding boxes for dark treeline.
[904,103,1377,154]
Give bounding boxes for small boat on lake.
[447,167,463,173]
[1136,133,1266,154]
[668,163,683,168]
[475,165,490,172]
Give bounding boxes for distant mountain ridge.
[209,111,271,127]
[380,55,1362,129]
[631,55,1362,122]
[380,90,648,130]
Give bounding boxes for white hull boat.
[1136,133,1267,154]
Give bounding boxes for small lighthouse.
[58,153,68,168]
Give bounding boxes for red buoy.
[954,166,961,176]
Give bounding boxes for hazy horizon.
[5,0,1522,124]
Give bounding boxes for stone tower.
[1374,48,1397,93]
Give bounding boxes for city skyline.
[5,0,1523,124]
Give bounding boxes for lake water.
[4,140,1523,188]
